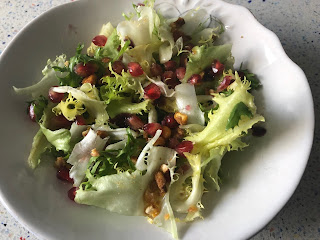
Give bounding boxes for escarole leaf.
[75,147,176,216]
[52,86,109,125]
[186,73,265,155]
[68,129,109,187]
[40,126,71,153]
[27,130,51,169]
[182,44,234,82]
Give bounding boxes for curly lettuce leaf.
[106,98,150,118]
[100,64,144,103]
[182,44,234,82]
[52,93,86,121]
[52,86,109,125]
[75,146,176,216]
[186,73,265,155]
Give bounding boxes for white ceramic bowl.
[0,0,314,239]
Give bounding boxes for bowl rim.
[0,0,315,239]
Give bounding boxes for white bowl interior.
[0,0,314,239]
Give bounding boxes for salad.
[14,0,265,239]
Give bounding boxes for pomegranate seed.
[168,137,180,149]
[57,167,73,183]
[112,61,126,75]
[175,67,186,80]
[150,63,163,77]
[68,187,78,201]
[110,113,132,128]
[75,115,87,125]
[50,115,72,130]
[161,114,178,129]
[74,62,98,77]
[144,83,161,100]
[217,76,233,92]
[143,123,162,137]
[164,61,177,71]
[137,3,145,6]
[175,141,193,156]
[28,104,36,122]
[211,60,224,76]
[49,86,65,103]
[162,71,180,88]
[126,115,144,130]
[128,62,144,77]
[92,35,108,46]
[188,74,202,85]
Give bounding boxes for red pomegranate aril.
[57,167,73,183]
[176,67,186,80]
[144,83,161,100]
[68,187,78,201]
[161,71,177,87]
[168,137,180,149]
[150,63,163,77]
[112,60,126,75]
[217,75,233,92]
[92,35,108,46]
[126,115,144,130]
[75,115,87,125]
[28,104,36,122]
[128,62,144,77]
[74,62,98,77]
[49,86,65,103]
[162,114,179,129]
[211,60,224,76]
[188,74,202,85]
[110,113,133,128]
[51,115,72,130]
[164,61,177,71]
[143,123,162,137]
[175,141,194,156]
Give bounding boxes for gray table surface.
[0,0,319,239]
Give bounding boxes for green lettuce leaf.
[52,86,109,125]
[100,64,145,103]
[27,129,51,169]
[75,146,176,216]
[40,125,71,153]
[182,44,234,82]
[106,98,150,118]
[186,73,264,155]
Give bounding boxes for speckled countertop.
[0,0,319,239]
